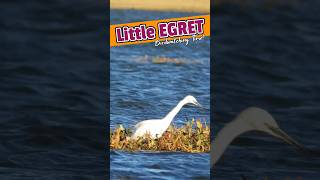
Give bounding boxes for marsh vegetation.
[110,119,210,153]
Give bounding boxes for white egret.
[131,95,203,139]
[211,107,306,166]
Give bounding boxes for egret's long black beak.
[195,102,210,111]
[269,126,307,153]
[195,102,202,107]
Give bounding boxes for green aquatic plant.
[110,119,210,153]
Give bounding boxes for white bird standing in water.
[211,107,306,166]
[131,95,203,139]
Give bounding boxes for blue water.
[0,1,107,179]
[1,0,319,179]
[213,1,320,179]
[110,10,210,179]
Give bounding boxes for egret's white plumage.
[131,95,202,139]
[211,107,306,166]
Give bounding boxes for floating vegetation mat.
[110,119,210,153]
[152,56,185,65]
[134,55,201,65]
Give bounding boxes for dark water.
[213,1,320,179]
[0,1,107,179]
[2,0,320,179]
[110,10,210,179]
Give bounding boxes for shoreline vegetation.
[110,0,298,13]
[110,0,210,13]
[110,119,210,153]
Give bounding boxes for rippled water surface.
[110,10,210,179]
[2,1,320,179]
[213,1,320,179]
[0,1,107,179]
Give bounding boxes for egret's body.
[211,107,306,166]
[132,119,170,139]
[131,95,202,139]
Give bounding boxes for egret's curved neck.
[211,117,254,166]
[163,99,187,124]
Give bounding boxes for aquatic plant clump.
[110,119,210,153]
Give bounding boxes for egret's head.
[184,95,202,107]
[240,107,306,152]
[238,107,279,132]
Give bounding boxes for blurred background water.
[213,1,320,179]
[0,1,107,179]
[110,10,210,179]
[1,0,319,179]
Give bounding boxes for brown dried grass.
[110,119,210,153]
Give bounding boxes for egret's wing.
[132,119,158,132]
[133,121,146,130]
